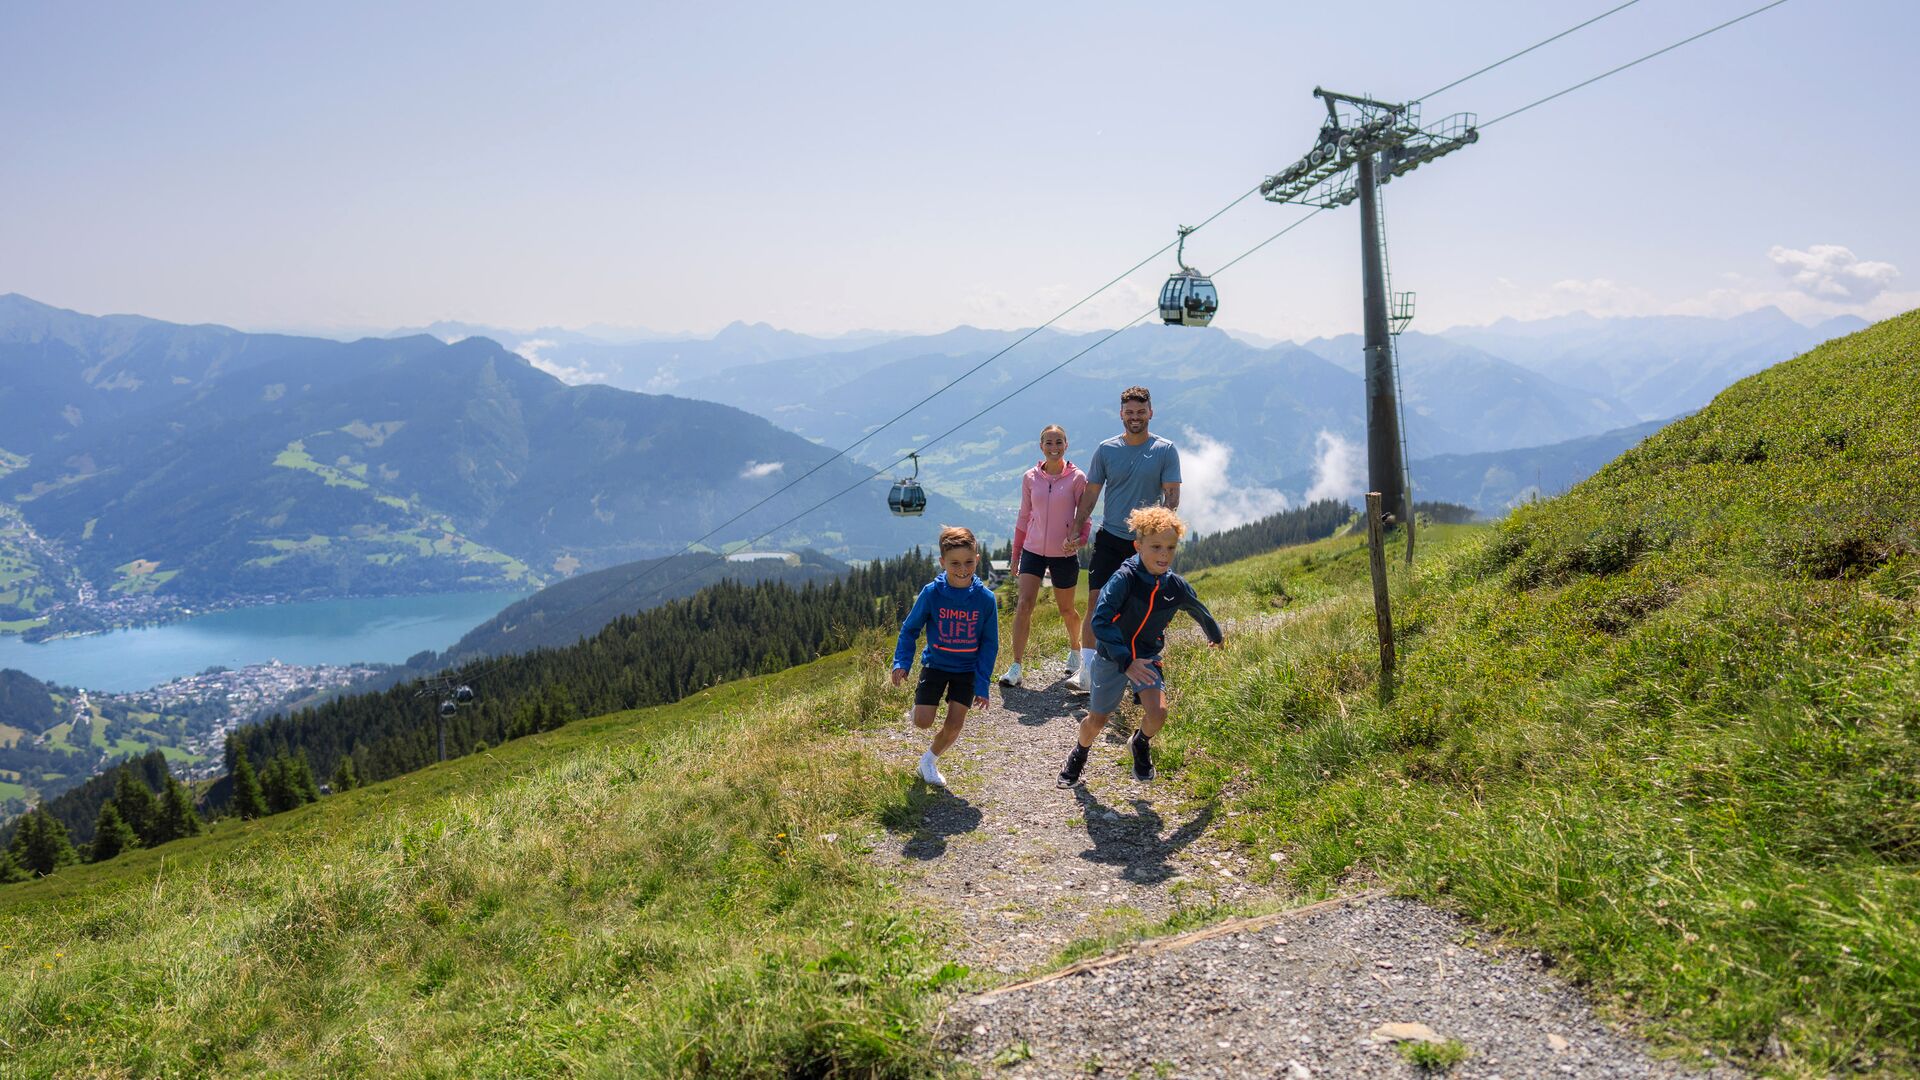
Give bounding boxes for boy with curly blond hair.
[1057,505,1222,787]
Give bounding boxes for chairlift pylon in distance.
[888,452,927,517]
[1159,226,1218,328]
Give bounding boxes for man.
[1062,385,1180,692]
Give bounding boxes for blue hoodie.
[893,571,1000,700]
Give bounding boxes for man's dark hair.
[1120,385,1151,405]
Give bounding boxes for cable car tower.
[1262,87,1477,532]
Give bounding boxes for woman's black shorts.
[1018,548,1081,589]
[914,666,976,707]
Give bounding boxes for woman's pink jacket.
[1012,459,1091,559]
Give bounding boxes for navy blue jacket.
[893,572,1000,699]
[1091,556,1222,665]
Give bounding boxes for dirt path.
[870,642,1741,1078]
[871,650,1277,978]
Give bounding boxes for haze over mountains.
[0,295,953,618]
[0,291,1870,632]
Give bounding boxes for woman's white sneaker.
[998,663,1024,687]
[1065,650,1082,674]
[917,751,948,787]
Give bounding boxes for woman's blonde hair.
[1039,424,1067,442]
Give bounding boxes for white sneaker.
[917,751,948,787]
[1065,650,1082,674]
[998,663,1024,687]
[1065,666,1091,693]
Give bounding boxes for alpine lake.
[0,590,529,692]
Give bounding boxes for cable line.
[647,182,1262,556]
[1416,0,1647,102]
[1482,0,1794,128]
[434,184,1267,683]
[613,209,1328,614]
[422,1,1794,686]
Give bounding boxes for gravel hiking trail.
[870,646,1742,1079]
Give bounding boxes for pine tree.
[0,848,27,884]
[288,755,320,805]
[155,776,202,843]
[230,744,268,820]
[330,754,358,793]
[112,768,161,847]
[89,800,139,863]
[8,810,78,876]
[261,754,294,814]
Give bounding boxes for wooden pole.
[1366,492,1396,697]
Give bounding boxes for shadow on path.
[998,682,1073,728]
[1072,785,1215,885]
[884,784,985,860]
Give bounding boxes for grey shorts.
[1089,655,1165,714]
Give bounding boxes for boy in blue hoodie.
[1058,506,1222,787]
[892,525,999,787]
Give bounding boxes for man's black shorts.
[1087,528,1136,592]
[914,666,975,707]
[1017,548,1081,589]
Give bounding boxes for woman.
[998,425,1090,687]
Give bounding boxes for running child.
[1057,506,1222,788]
[892,525,999,787]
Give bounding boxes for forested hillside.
[440,549,851,662]
[221,552,936,794]
[0,295,956,620]
[1175,499,1352,573]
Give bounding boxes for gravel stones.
[950,896,1742,1078]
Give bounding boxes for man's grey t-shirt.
[1087,434,1181,539]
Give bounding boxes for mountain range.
[0,295,954,615]
[0,291,1873,625]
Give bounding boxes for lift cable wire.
[1415,0,1646,103]
[610,209,1329,615]
[1482,0,1794,128]
[430,184,1264,686]
[422,3,1791,691]
[572,0,1802,624]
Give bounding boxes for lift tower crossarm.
[1260,87,1481,535]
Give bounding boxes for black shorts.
[914,666,976,707]
[1018,549,1081,589]
[1087,529,1136,591]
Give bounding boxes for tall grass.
[1154,312,1920,1076]
[0,640,955,1077]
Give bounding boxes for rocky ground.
[868,644,1741,1078]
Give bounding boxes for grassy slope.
[0,642,956,1077]
[1160,311,1920,1075]
[2,312,1913,1076]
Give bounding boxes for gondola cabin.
[887,478,926,516]
[1159,270,1218,327]
[888,452,927,516]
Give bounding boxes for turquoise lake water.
[0,591,528,692]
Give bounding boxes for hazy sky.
[4,1,1915,340]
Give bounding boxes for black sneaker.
[1057,744,1089,788]
[1129,731,1155,782]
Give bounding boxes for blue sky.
[3,1,1914,340]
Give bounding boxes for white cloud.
[740,460,784,479]
[1177,427,1290,533]
[1304,430,1362,505]
[513,338,602,384]
[1458,245,1916,328]
[1767,244,1900,302]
